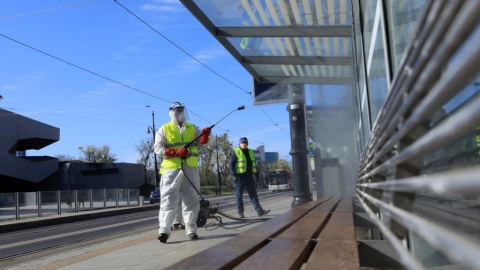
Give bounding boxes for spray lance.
[182,105,245,149]
[179,105,246,226]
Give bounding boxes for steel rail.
[360,28,480,179]
[367,82,480,178]
[357,0,480,176]
[359,0,451,169]
[355,193,425,270]
[358,166,480,194]
[358,190,480,270]
[360,0,480,178]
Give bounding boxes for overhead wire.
[113,0,286,133]
[0,0,99,21]
[0,2,287,137]
[0,33,173,104]
[114,0,251,96]
[0,107,147,126]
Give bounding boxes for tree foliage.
[55,154,76,161]
[197,133,234,187]
[135,138,156,184]
[269,158,292,171]
[78,145,117,163]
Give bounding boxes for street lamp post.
[147,111,160,187]
[216,135,221,195]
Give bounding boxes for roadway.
[0,191,292,269]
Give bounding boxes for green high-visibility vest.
[160,122,198,172]
[234,148,257,174]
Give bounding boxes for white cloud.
[153,0,179,3]
[176,46,229,73]
[1,85,16,90]
[81,89,108,99]
[140,0,183,13]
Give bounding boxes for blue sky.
[0,0,292,163]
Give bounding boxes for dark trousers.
[235,173,262,214]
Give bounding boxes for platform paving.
[4,194,294,270]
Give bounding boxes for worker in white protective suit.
[154,102,211,243]
[172,197,185,230]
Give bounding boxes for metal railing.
[0,188,141,221]
[356,1,480,269]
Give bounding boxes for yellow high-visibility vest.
[160,122,198,171]
[234,148,257,174]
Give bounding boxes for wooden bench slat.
[319,212,355,239]
[169,196,359,270]
[239,211,306,238]
[164,237,267,270]
[306,238,360,270]
[234,238,311,270]
[292,197,333,211]
[240,198,331,239]
[277,211,329,239]
[335,197,354,212]
[311,198,340,212]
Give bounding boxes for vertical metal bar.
[74,190,78,213]
[37,191,42,217]
[103,189,107,209]
[127,189,130,207]
[313,148,324,199]
[57,190,61,215]
[89,189,93,210]
[15,192,20,220]
[116,188,119,208]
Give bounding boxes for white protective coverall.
[154,107,202,237]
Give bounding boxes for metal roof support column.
[287,84,313,208]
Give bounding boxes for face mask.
[175,111,185,122]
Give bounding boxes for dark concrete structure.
[0,108,59,191]
[0,108,145,192]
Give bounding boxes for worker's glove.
[176,147,189,158]
[199,127,211,144]
[165,148,177,158]
[202,127,212,136]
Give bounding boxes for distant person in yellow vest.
[154,102,211,243]
[229,137,270,218]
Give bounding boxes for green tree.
[78,145,117,163]
[198,138,215,186]
[217,133,234,188]
[135,138,155,184]
[55,154,76,161]
[269,158,292,171]
[197,133,234,188]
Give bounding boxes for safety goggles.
[171,107,184,113]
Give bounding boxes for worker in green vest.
[154,102,211,243]
[230,137,270,218]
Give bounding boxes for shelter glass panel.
[229,37,353,58]
[310,84,358,196]
[251,64,352,78]
[414,27,480,265]
[193,0,353,27]
[361,0,389,125]
[385,0,427,73]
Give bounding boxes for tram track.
[0,191,291,268]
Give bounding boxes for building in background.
[0,108,145,192]
[0,108,59,192]
[264,152,279,163]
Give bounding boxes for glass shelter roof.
[180,0,354,85]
